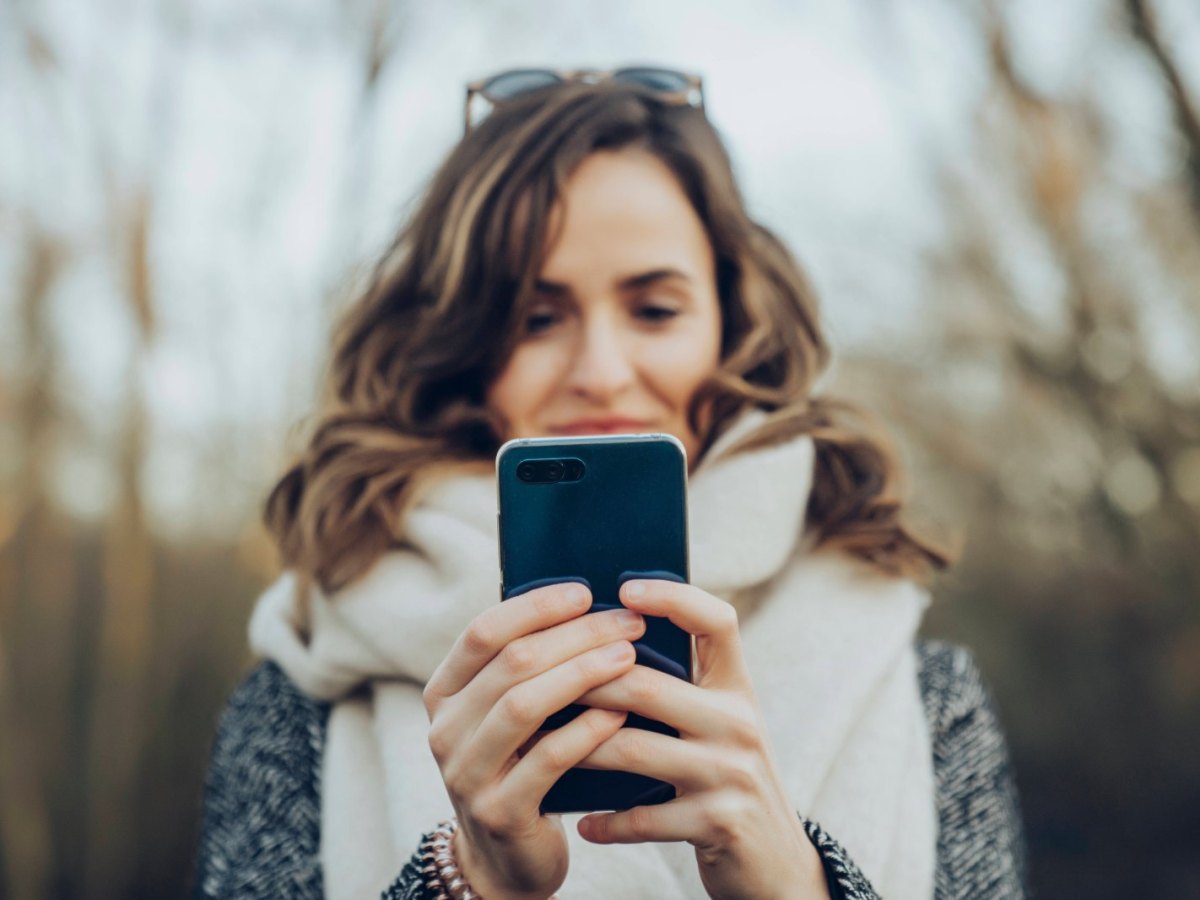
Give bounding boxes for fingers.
[498,707,629,807]
[429,609,648,772]
[576,664,755,740]
[461,606,646,712]
[620,580,750,688]
[578,796,709,845]
[574,727,718,792]
[424,581,591,710]
[448,640,638,789]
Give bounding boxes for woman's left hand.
[574,579,830,900]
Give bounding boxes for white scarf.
[249,410,936,899]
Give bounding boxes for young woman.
[195,69,1027,900]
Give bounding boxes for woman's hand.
[422,581,646,900]
[574,579,829,900]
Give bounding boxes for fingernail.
[625,581,646,598]
[616,608,642,629]
[595,708,626,726]
[564,584,587,605]
[605,641,632,662]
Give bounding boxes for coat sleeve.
[193,662,436,899]
[801,817,883,899]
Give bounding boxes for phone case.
[496,433,691,814]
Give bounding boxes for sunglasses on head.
[464,66,704,132]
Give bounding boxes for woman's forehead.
[537,150,712,284]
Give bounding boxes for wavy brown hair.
[264,81,950,602]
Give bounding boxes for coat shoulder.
[914,639,994,735]
[195,661,331,898]
[213,660,325,748]
[914,639,1030,898]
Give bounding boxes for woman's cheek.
[489,346,546,432]
[517,342,572,416]
[651,331,719,390]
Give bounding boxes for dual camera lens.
[516,458,585,483]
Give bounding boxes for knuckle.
[467,791,513,834]
[442,772,464,802]
[716,602,739,636]
[578,644,623,681]
[701,791,746,843]
[627,805,655,840]
[530,586,560,618]
[421,681,440,717]
[575,652,603,682]
[629,669,662,706]
[440,755,467,798]
[500,686,538,727]
[613,731,649,769]
[725,702,761,749]
[587,610,616,641]
[462,619,496,656]
[427,719,452,763]
[719,750,760,792]
[584,708,620,742]
[499,638,538,677]
[533,734,572,773]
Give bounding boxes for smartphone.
[495,432,691,814]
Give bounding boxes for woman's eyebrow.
[617,267,692,290]
[534,267,692,296]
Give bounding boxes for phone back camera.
[516,457,585,484]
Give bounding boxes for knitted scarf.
[249,410,936,898]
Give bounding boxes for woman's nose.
[565,316,637,401]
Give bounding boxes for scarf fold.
[250,410,936,899]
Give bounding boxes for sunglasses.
[464,66,704,132]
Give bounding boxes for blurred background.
[2,0,1198,897]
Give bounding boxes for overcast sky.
[2,0,1197,534]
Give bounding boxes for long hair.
[264,81,949,602]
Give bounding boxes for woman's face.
[485,148,723,468]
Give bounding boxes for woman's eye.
[637,305,679,323]
[524,310,559,334]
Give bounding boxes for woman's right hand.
[421,581,646,900]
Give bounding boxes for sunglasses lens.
[466,66,702,133]
[482,69,563,100]
[612,68,693,93]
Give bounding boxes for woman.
[195,69,1027,899]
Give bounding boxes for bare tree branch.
[1127,0,1200,224]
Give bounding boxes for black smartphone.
[495,432,692,814]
